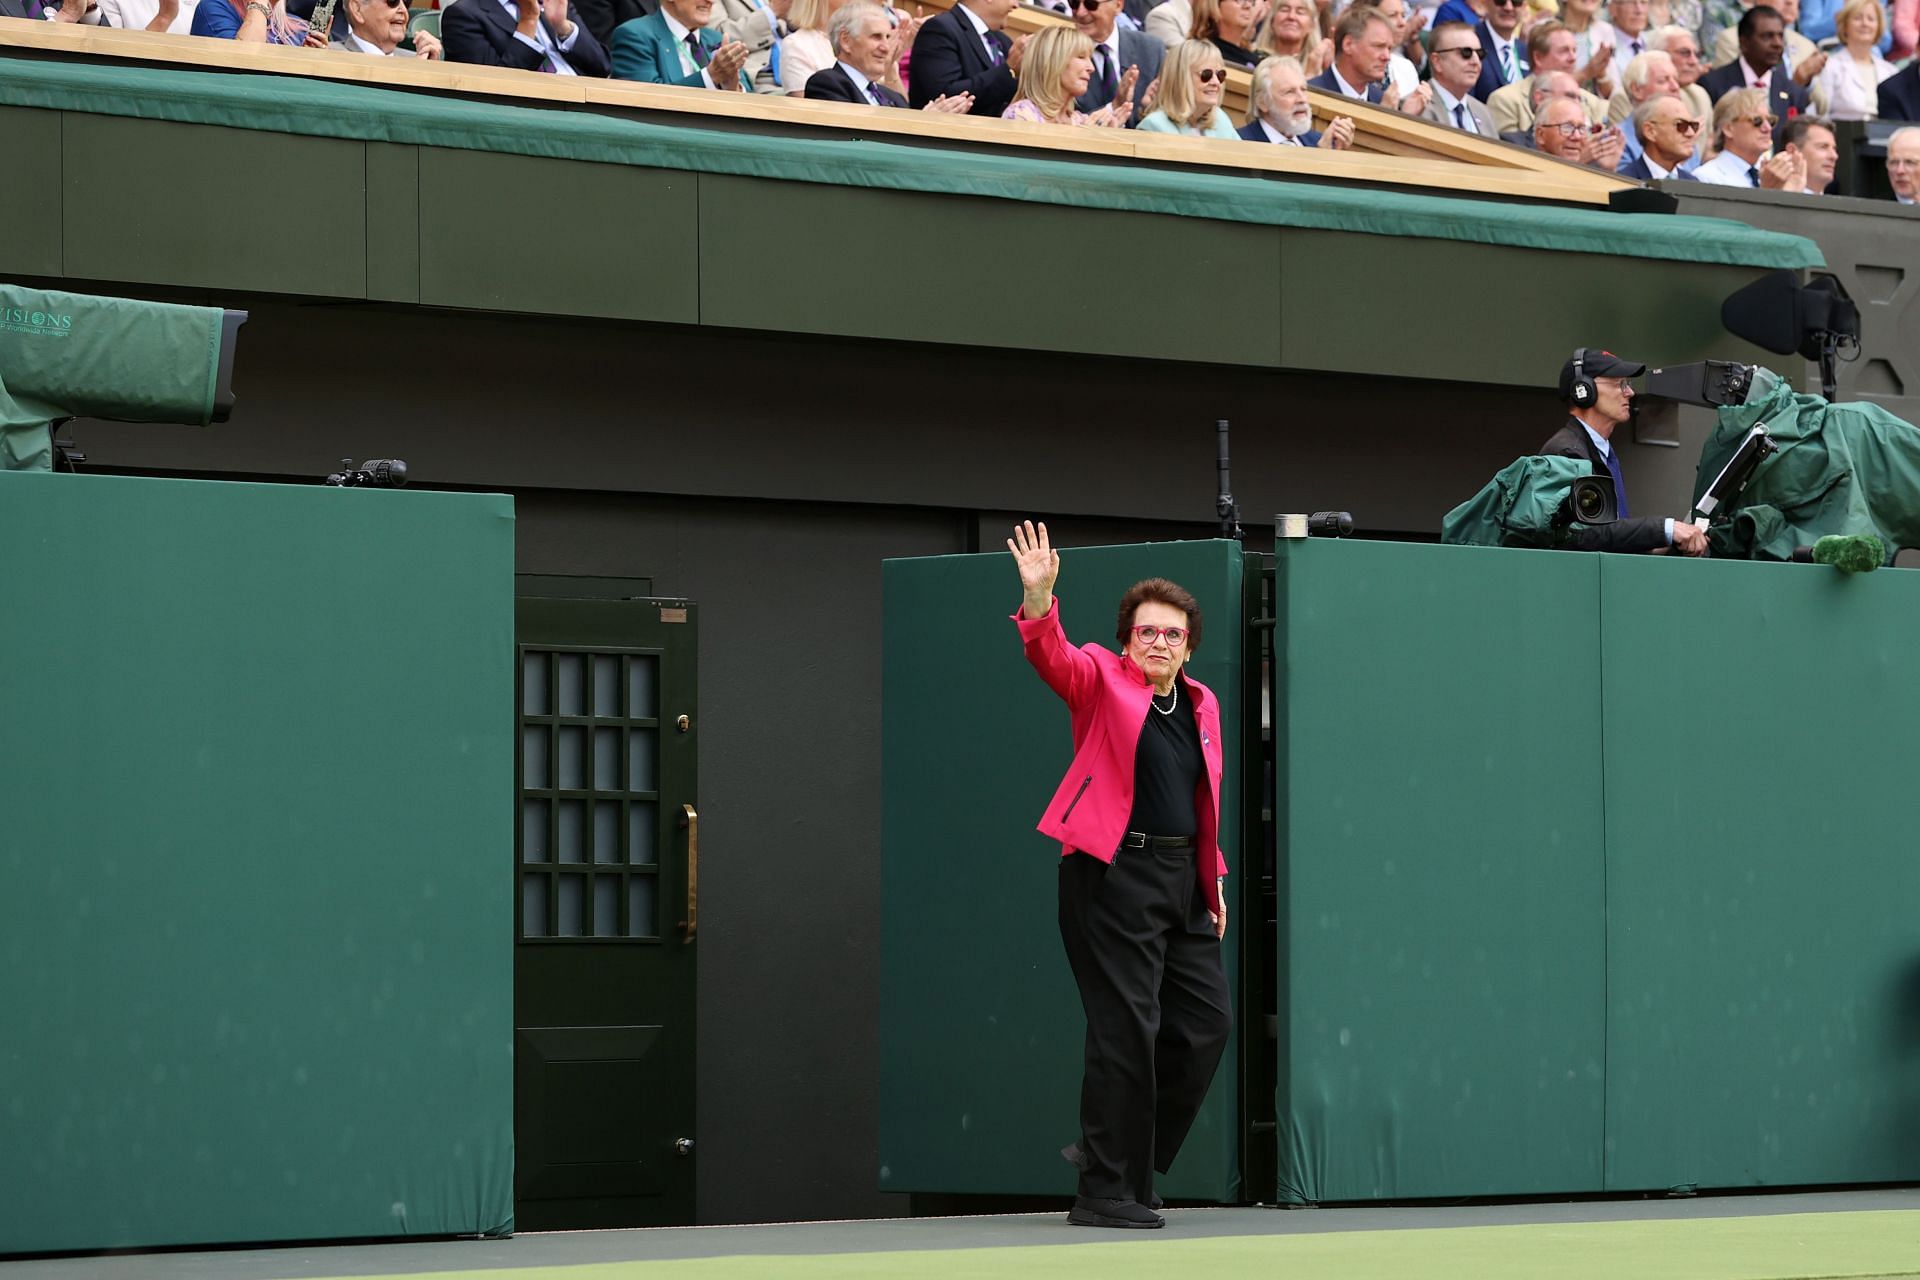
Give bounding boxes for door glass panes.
[629,655,658,720]
[520,645,674,941]
[629,730,657,794]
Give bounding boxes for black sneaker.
[1068,1196,1165,1229]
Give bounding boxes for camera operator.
[1539,349,1708,555]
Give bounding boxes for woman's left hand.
[1209,899,1227,940]
[1111,63,1140,120]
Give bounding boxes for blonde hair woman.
[782,0,839,95]
[1003,25,1136,125]
[1254,0,1331,76]
[1138,39,1240,137]
[1815,0,1897,120]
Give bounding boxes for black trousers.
[1058,846,1232,1204]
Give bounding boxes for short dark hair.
[1777,115,1832,150]
[1737,4,1783,38]
[1115,578,1204,652]
[1333,6,1389,58]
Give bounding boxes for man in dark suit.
[1879,62,1920,121]
[1308,6,1390,104]
[806,0,973,109]
[1469,0,1527,101]
[1695,5,1810,118]
[1540,349,1706,555]
[1616,93,1699,179]
[1069,0,1160,121]
[1239,54,1355,146]
[907,0,1024,116]
[443,0,610,74]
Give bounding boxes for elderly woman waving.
[1008,520,1232,1232]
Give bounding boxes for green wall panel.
[1599,554,1920,1191]
[1273,538,1607,1202]
[880,540,1244,1201]
[1276,233,1776,388]
[0,472,516,1254]
[61,116,367,299]
[702,175,1281,368]
[0,106,62,279]
[418,150,696,322]
[367,142,422,305]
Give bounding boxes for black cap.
[1560,349,1646,403]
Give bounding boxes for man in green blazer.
[610,0,752,88]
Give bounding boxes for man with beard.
[1239,54,1356,146]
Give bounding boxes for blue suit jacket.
[1236,118,1323,146]
[1618,154,1697,180]
[441,0,610,74]
[1469,19,1524,102]
[610,9,747,86]
[1880,62,1920,122]
[1074,27,1163,124]
[907,4,1017,115]
[1307,67,1384,104]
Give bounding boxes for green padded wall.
[1598,554,1920,1191]
[880,540,1244,1202]
[1271,538,1920,1203]
[1272,539,1608,1203]
[0,472,515,1254]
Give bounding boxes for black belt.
[1119,832,1193,850]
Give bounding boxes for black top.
[1210,36,1260,68]
[1126,681,1204,837]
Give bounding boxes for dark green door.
[514,592,698,1230]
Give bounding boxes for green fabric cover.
[1441,454,1597,547]
[0,472,516,1253]
[1697,367,1920,559]
[0,284,226,471]
[0,54,1823,269]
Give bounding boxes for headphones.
[1568,347,1596,407]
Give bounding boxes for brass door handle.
[679,803,698,941]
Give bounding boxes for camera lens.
[1574,485,1605,522]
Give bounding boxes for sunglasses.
[1746,113,1780,128]
[1066,0,1107,10]
[1196,67,1228,82]
[1668,117,1702,134]
[1437,45,1483,57]
[1489,0,1525,9]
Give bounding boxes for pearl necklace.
[1151,683,1179,716]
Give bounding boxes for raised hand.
[540,0,574,37]
[1112,63,1140,119]
[1136,73,1161,119]
[1317,113,1354,148]
[923,91,974,111]
[414,27,443,56]
[710,38,749,88]
[1006,31,1031,74]
[1007,520,1060,618]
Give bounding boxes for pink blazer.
[1014,599,1229,915]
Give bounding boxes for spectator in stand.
[1776,114,1837,191]
[1698,6,1812,119]
[1793,0,1890,48]
[444,0,609,72]
[1466,0,1530,103]
[1707,0,1824,98]
[1555,0,1616,97]
[907,0,1025,115]
[610,0,748,85]
[1500,69,1586,142]
[1421,21,1499,131]
[1619,91,1702,174]
[1534,93,1626,165]
[1002,23,1136,122]
[1607,0,1653,65]
[1368,0,1430,98]
[1693,86,1806,183]
[806,1,969,106]
[1609,50,1679,159]
[190,0,323,44]
[1310,6,1390,101]
[1254,0,1332,78]
[1489,21,1608,131]
[1624,25,1710,124]
[1189,0,1263,66]
[1886,126,1920,202]
[572,0,784,74]
[1146,0,1192,50]
[1072,0,1163,117]
[1815,0,1896,120]
[1882,60,1920,120]
[1138,37,1240,134]
[93,0,197,32]
[779,0,837,94]
[333,0,442,54]
[1239,52,1356,143]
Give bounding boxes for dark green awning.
[0,54,1822,270]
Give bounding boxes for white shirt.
[1612,24,1647,64]
[1488,29,1521,80]
[1432,81,1479,133]
[659,6,716,88]
[1330,64,1372,99]
[1257,116,1305,144]
[96,0,197,31]
[1738,55,1773,90]
[495,0,580,75]
[1640,152,1689,179]
[1386,51,1419,98]
[1693,148,1762,186]
[834,58,886,103]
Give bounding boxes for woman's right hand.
[1008,520,1060,618]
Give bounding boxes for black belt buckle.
[1120,831,1148,850]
